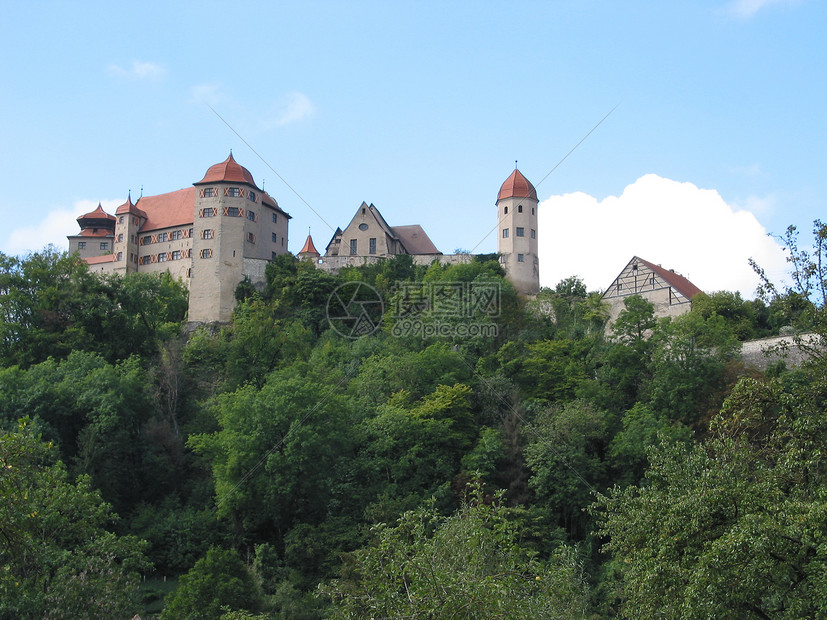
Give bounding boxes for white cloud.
[724,0,800,19]
[3,200,121,257]
[537,174,789,299]
[263,92,315,128]
[108,60,167,81]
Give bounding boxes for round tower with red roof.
[496,167,540,295]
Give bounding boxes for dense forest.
[2,221,827,619]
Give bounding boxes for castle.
[69,154,701,325]
[68,155,542,323]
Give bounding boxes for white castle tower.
[496,167,540,295]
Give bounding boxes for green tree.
[162,547,261,619]
[323,486,591,619]
[594,376,827,618]
[0,422,149,619]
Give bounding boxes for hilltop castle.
[69,155,542,323]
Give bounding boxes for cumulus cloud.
[108,60,167,81]
[724,0,800,19]
[537,174,788,298]
[263,92,315,128]
[3,199,121,257]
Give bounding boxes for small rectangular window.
[171,250,181,260]
[502,229,509,238]
[200,248,212,259]
[531,229,536,239]
[349,239,357,255]
[247,232,256,244]
[202,229,213,240]
[249,191,256,202]
[158,253,167,263]
[142,236,151,245]
[516,227,524,237]
[100,242,108,250]
[369,238,376,254]
[272,232,277,243]
[117,233,123,243]
[200,208,215,218]
[248,211,257,222]
[272,213,278,223]
[139,256,151,265]
[517,253,524,262]
[171,230,182,240]
[227,207,239,217]
[204,187,215,198]
[116,251,123,261]
[518,205,523,213]
[78,242,86,249]
[118,215,124,224]
[229,188,240,197]
[158,232,168,242]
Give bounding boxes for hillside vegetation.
[2,221,826,618]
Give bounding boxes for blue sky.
[1,0,823,297]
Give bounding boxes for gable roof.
[392,225,440,254]
[602,256,702,302]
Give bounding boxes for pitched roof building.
[602,256,702,324]
[68,153,291,323]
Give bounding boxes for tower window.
[531,229,536,239]
[247,232,256,244]
[249,191,256,202]
[118,216,124,224]
[518,205,523,213]
[204,188,215,197]
[248,210,257,222]
[227,207,239,217]
[228,188,240,197]
[202,229,214,240]
[517,253,525,262]
[350,239,357,255]
[516,227,524,237]
[116,252,123,261]
[504,206,508,215]
[531,207,535,215]
[502,229,509,238]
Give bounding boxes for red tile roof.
[134,187,196,231]
[115,195,148,219]
[298,234,320,257]
[85,254,117,265]
[77,203,116,222]
[195,152,257,187]
[637,257,703,299]
[497,168,537,201]
[77,229,114,238]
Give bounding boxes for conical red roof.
[497,168,537,201]
[196,152,256,186]
[298,234,320,257]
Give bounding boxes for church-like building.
[68,156,544,322]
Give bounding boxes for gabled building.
[602,256,702,324]
[324,202,441,259]
[68,153,291,323]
